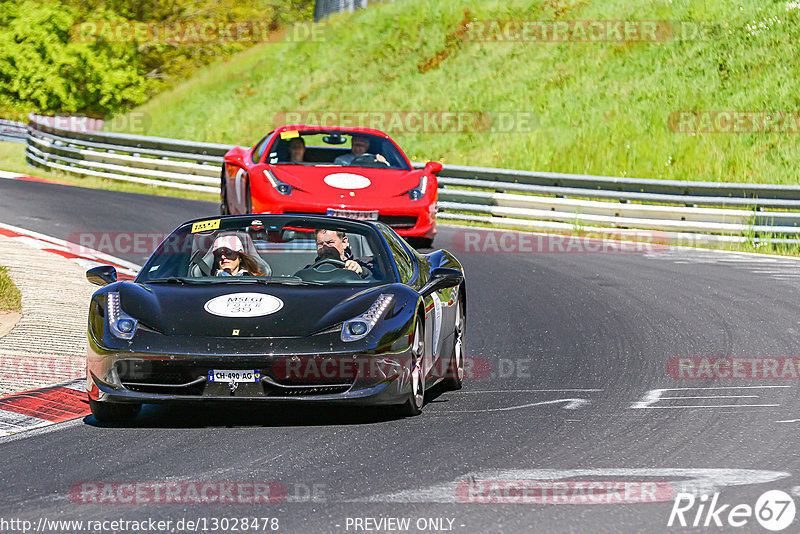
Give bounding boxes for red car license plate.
[326,209,379,221]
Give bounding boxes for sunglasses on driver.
[213,247,240,259]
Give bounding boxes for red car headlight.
[263,169,293,195]
[404,175,427,201]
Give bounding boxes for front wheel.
[396,319,426,416]
[89,399,141,422]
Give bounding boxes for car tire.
[442,295,465,391]
[89,399,141,422]
[396,318,425,416]
[220,170,230,215]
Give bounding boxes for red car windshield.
[265,131,410,170]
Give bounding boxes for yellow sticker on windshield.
[280,130,300,140]
[191,219,220,233]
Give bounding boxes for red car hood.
[270,165,423,200]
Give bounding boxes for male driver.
[333,135,388,166]
[314,229,372,276]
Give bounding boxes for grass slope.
[0,266,21,312]
[114,0,800,184]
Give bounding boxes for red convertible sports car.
[221,125,442,247]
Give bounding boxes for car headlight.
[107,292,138,340]
[404,175,427,201]
[263,169,293,195]
[341,294,394,342]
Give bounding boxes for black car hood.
[118,282,390,338]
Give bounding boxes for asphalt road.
[2,178,800,533]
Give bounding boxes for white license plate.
[326,209,378,221]
[208,369,261,383]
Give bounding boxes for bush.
[0,0,313,116]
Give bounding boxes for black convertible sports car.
[85,214,466,421]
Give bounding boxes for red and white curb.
[0,221,140,279]
[0,223,140,434]
[0,379,90,436]
[0,169,71,186]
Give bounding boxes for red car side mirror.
[424,161,443,174]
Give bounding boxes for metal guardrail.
[25,114,229,193]
[314,0,368,21]
[19,114,800,243]
[0,119,27,143]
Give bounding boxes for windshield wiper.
[148,277,325,286]
[148,277,207,284]
[265,279,323,286]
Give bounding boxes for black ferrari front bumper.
[87,340,416,407]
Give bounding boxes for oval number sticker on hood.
[204,293,284,317]
[324,173,371,190]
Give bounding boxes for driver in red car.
[313,229,373,277]
[334,135,388,166]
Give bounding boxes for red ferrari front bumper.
[250,186,437,240]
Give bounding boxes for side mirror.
[86,265,117,287]
[420,267,463,297]
[424,161,443,174]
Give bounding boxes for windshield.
[136,216,395,286]
[266,130,410,170]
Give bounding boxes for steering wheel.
[350,154,389,167]
[309,258,347,270]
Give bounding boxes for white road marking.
[0,418,84,444]
[637,404,780,409]
[659,395,760,400]
[644,248,800,282]
[436,398,589,413]
[459,389,603,393]
[0,410,52,436]
[630,386,789,409]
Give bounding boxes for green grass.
[113,0,800,185]
[0,266,21,312]
[0,141,218,201]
